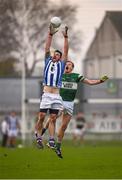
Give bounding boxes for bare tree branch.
[0,0,82,77]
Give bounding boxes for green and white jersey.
[60,73,85,101]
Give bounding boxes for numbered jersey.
[43,56,65,88]
[60,73,85,101]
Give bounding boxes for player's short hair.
[54,49,62,57]
[66,60,74,69]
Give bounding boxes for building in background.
[83,11,122,78]
[79,11,122,138]
[82,11,122,116]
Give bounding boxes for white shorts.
[63,101,74,116]
[74,128,86,136]
[8,130,18,137]
[40,92,63,111]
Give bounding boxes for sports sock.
[35,131,42,139]
[56,142,61,149]
[41,128,47,136]
[49,137,55,141]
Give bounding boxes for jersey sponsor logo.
[62,82,77,89]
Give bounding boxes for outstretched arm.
[82,75,109,85]
[62,26,69,62]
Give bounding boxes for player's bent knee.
[39,112,46,116]
[50,114,57,122]
[39,112,46,120]
[61,124,67,131]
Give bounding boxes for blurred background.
[0,0,122,147]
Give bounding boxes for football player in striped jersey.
[35,25,69,149]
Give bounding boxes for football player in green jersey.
[42,60,108,158]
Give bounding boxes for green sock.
[56,142,61,149]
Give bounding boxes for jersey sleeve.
[61,60,66,73]
[77,74,85,82]
[45,56,52,65]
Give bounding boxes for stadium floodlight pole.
[21,56,26,143]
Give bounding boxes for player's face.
[65,62,74,73]
[52,52,61,62]
[11,112,16,117]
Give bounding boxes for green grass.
[0,141,122,179]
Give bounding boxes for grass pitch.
[0,140,122,179]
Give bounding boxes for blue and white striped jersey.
[7,116,19,130]
[43,56,66,88]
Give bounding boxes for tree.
[0,0,81,77]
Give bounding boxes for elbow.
[45,47,49,53]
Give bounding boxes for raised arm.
[82,75,109,85]
[45,24,59,58]
[45,32,52,58]
[62,26,69,62]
